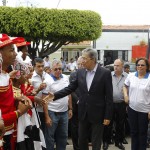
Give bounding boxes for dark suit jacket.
[54,64,113,124]
[69,71,80,114]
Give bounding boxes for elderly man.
[49,48,113,150]
[111,59,128,150]
[42,59,72,150]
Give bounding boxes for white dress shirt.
[86,63,98,91]
[31,71,52,112]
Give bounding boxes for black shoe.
[115,142,125,150]
[122,138,128,144]
[103,142,109,150]
[147,142,150,148]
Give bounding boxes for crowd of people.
[0,33,150,150]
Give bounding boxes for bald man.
[111,59,128,150]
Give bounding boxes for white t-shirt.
[124,72,150,113]
[43,74,69,112]
[68,62,76,71]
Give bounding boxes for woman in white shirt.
[124,58,150,150]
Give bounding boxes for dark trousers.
[71,111,80,150]
[113,102,126,143]
[3,134,11,150]
[79,117,104,150]
[128,107,148,150]
[103,122,113,143]
[38,112,46,136]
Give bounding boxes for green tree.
[0,7,102,58]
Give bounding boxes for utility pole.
[56,0,61,8]
[93,40,96,49]
[2,0,6,6]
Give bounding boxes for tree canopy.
[0,6,102,58]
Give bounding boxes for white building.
[93,25,150,65]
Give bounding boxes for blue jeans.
[45,110,68,150]
[128,107,148,150]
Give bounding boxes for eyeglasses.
[54,68,62,71]
[82,57,92,61]
[136,64,146,67]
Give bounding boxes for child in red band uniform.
[0,34,30,150]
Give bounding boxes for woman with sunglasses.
[123,57,150,150]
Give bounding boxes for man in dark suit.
[52,48,113,150]
[69,56,84,150]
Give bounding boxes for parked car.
[104,64,114,71]
[126,63,136,72]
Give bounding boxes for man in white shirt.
[44,56,51,67]
[43,59,72,150]
[31,58,52,133]
[68,58,76,71]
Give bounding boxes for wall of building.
[94,32,148,65]
[96,32,148,50]
[49,49,61,61]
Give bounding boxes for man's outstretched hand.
[42,92,54,104]
[103,119,110,126]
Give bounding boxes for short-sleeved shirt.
[111,71,128,103]
[124,72,150,113]
[43,74,69,112]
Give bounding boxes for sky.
[5,0,150,25]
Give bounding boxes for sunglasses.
[136,64,145,67]
[54,68,62,71]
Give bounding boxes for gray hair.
[82,48,98,62]
[51,59,62,68]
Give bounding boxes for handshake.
[42,92,54,104]
[16,92,54,118]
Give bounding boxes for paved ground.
[66,137,150,150]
